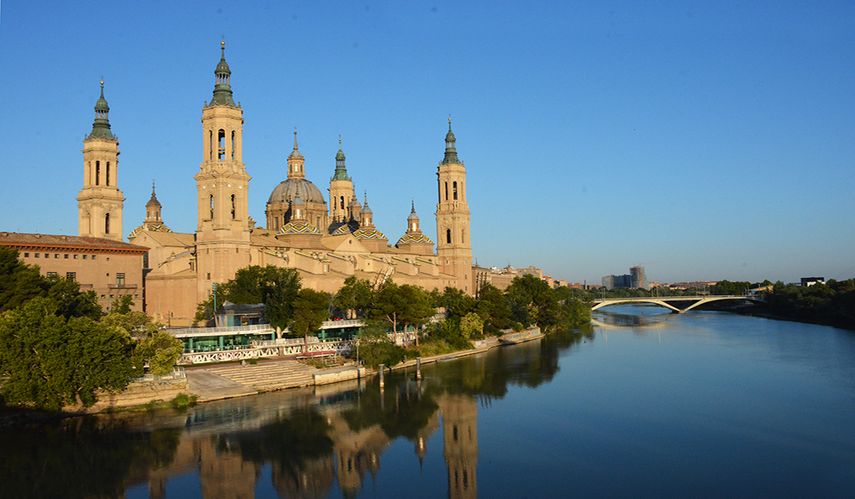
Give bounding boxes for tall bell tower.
[195,41,251,299]
[435,117,473,294]
[78,80,124,240]
[329,136,355,223]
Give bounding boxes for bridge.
[591,295,762,314]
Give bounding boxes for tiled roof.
[0,232,148,253]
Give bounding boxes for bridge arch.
[591,295,762,314]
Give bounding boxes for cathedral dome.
[267,178,326,205]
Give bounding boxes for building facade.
[0,232,146,312]
[124,43,474,325]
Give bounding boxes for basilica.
[77,42,473,326]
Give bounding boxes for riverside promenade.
[184,336,507,402]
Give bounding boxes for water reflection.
[0,330,591,499]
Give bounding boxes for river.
[2,306,854,498]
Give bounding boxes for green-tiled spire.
[88,80,115,140]
[442,115,460,164]
[332,135,350,180]
[210,40,236,106]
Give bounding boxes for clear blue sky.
[2,1,854,284]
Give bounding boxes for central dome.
[267,178,326,205]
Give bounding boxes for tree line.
[0,248,183,411]
[196,266,592,367]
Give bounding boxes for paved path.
[186,371,258,402]
[187,359,318,402]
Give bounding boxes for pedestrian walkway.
[186,371,258,402]
[201,359,318,391]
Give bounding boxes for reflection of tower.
[271,455,334,499]
[440,394,478,499]
[198,436,259,499]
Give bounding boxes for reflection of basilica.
[135,387,479,499]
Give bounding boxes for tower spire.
[89,79,114,140]
[210,39,235,106]
[333,134,350,180]
[442,115,459,164]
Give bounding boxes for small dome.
[353,226,387,241]
[278,220,321,236]
[267,178,326,205]
[396,232,433,246]
[95,95,109,113]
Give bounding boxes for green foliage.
[0,247,46,313]
[459,312,484,339]
[0,298,135,410]
[505,274,560,329]
[356,322,405,368]
[45,276,103,320]
[710,280,751,295]
[475,283,512,332]
[169,392,197,410]
[135,331,184,376]
[437,287,476,319]
[290,288,331,339]
[102,310,160,341]
[0,248,102,319]
[333,277,374,318]
[368,281,406,333]
[110,295,134,314]
[194,265,301,328]
[764,279,855,329]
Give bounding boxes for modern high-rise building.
[602,265,647,290]
[630,266,646,289]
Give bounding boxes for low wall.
[313,367,365,386]
[82,378,188,412]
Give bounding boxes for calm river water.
[2,306,855,498]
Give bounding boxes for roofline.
[0,240,149,255]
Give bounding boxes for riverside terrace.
[165,319,425,365]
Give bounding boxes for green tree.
[505,274,558,328]
[369,281,407,335]
[194,265,301,328]
[0,298,135,410]
[355,321,405,368]
[398,284,435,346]
[45,276,102,320]
[459,312,484,339]
[290,289,331,341]
[102,310,159,341]
[110,294,134,314]
[438,287,476,319]
[475,283,512,332]
[134,331,184,376]
[0,247,46,312]
[333,277,374,318]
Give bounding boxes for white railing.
[167,323,275,338]
[178,346,281,365]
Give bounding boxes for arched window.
[444,182,449,201]
[106,161,110,186]
[209,130,213,160]
[231,131,236,160]
[446,229,452,244]
[95,161,100,186]
[104,213,110,234]
[230,194,236,219]
[209,194,214,220]
[217,129,225,160]
[340,196,345,210]
[462,228,466,243]
[453,181,458,200]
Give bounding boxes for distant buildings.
[474,265,542,292]
[800,277,826,287]
[602,265,647,290]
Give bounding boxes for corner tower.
[78,80,124,240]
[435,117,473,294]
[195,41,251,298]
